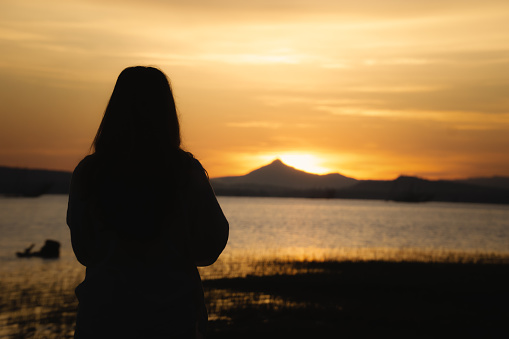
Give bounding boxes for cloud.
[133,52,303,66]
[314,103,509,130]
[226,121,281,129]
[88,0,509,22]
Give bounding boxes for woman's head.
[92,66,181,156]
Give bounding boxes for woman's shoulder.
[69,155,99,199]
[189,157,204,171]
[72,154,99,176]
[73,151,205,178]
[176,150,204,171]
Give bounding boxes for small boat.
[16,240,60,258]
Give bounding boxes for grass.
[0,269,79,338]
[1,250,508,338]
[204,260,509,338]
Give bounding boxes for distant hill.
[211,161,509,204]
[1,162,508,204]
[211,159,358,191]
[453,176,509,190]
[335,176,509,204]
[0,166,71,196]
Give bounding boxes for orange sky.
[1,0,509,179]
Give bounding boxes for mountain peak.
[214,159,358,190]
[265,158,324,174]
[264,159,286,169]
[270,159,284,166]
[250,158,300,176]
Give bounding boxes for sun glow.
[271,154,332,175]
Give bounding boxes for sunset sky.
[1,0,509,179]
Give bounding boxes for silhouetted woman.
[67,66,229,338]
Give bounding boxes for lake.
[1,195,508,338]
[0,195,508,278]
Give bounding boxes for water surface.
[1,195,508,277]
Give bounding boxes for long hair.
[86,67,192,240]
[92,66,181,158]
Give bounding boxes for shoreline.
[1,258,508,338]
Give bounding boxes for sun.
[278,154,332,174]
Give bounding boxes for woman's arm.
[67,159,93,266]
[66,157,113,267]
[187,162,229,266]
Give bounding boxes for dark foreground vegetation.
[205,260,509,338]
[1,257,508,338]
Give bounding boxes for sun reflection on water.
[198,247,509,280]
